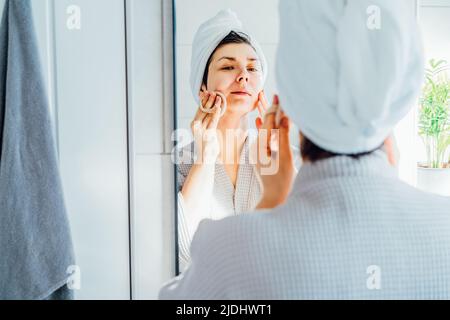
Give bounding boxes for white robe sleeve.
[176,164,194,271]
[177,191,193,271]
[176,165,212,271]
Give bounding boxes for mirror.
[173,0,292,272]
[172,0,450,274]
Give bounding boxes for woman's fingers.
[257,103,264,121]
[384,135,397,167]
[254,94,294,199]
[263,95,278,129]
[201,91,210,106]
[258,92,269,120]
[278,112,292,157]
[207,104,222,130]
[260,109,276,157]
[193,91,215,126]
[193,107,207,125]
[192,91,223,136]
[202,92,217,112]
[203,96,221,129]
[255,117,263,130]
[259,91,270,112]
[193,91,210,125]
[194,99,208,116]
[256,91,268,121]
[257,95,280,159]
[215,91,227,116]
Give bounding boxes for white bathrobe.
[161,151,450,299]
[176,136,262,271]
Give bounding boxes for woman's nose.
[236,69,249,84]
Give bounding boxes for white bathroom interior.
[3,0,449,299]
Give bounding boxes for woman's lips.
[231,91,251,96]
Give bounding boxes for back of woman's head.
[276,0,424,155]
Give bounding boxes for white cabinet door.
[47,0,130,299]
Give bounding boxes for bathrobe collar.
[292,150,397,197]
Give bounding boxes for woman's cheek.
[250,76,264,92]
[212,79,235,94]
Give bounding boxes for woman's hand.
[180,89,224,230]
[252,95,296,209]
[191,89,223,165]
[383,134,398,167]
[255,91,269,127]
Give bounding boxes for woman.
[176,9,271,270]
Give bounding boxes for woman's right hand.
[180,90,223,232]
[254,95,296,209]
[191,90,223,165]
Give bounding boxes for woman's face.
[205,43,263,116]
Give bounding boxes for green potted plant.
[417,59,450,196]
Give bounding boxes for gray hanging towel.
[0,0,75,300]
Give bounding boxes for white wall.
[25,0,175,300]
[394,0,450,186]
[418,0,450,162]
[34,0,131,299]
[125,0,175,300]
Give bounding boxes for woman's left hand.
[251,95,296,209]
[255,91,269,128]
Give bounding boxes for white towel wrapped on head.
[276,0,424,154]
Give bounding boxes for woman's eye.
[220,66,259,72]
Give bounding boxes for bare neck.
[217,114,249,165]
